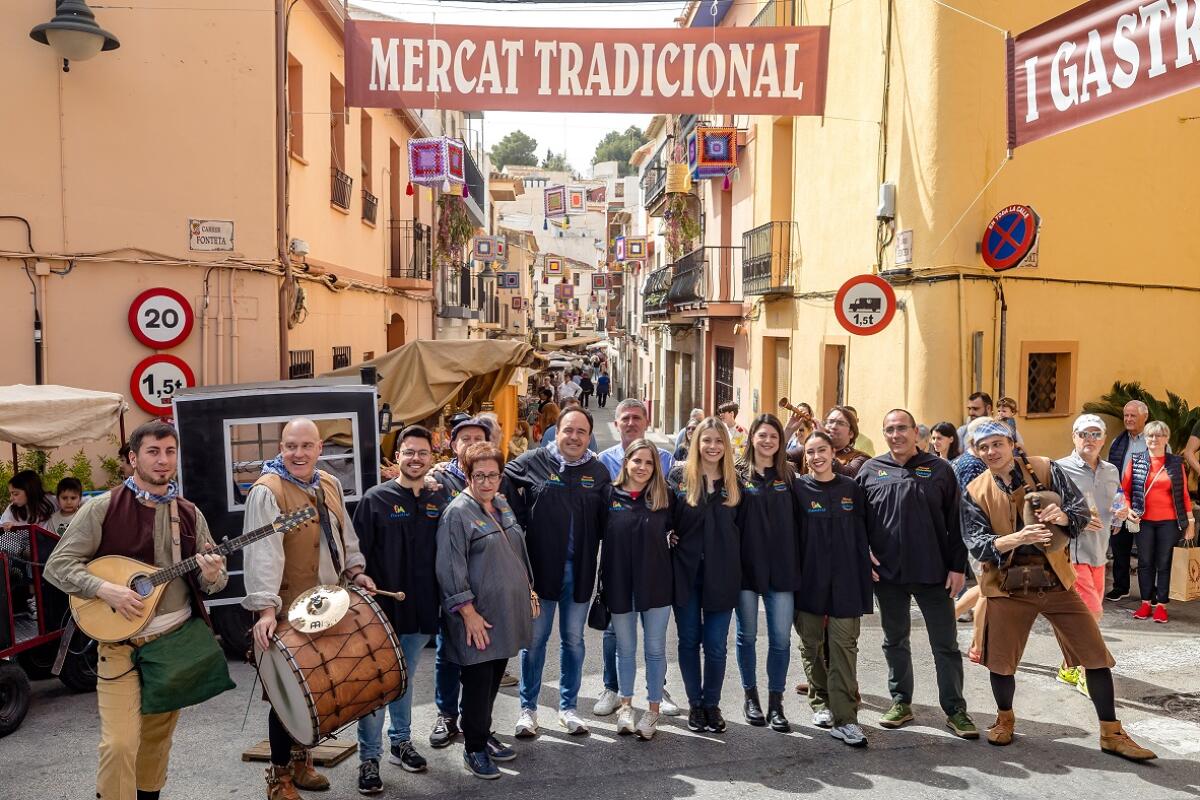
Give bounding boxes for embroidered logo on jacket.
[390,504,410,519]
[876,470,889,477]
[580,475,596,489]
[840,496,855,511]
[546,472,566,487]
[772,480,789,492]
[424,503,442,519]
[472,518,490,530]
[610,499,628,512]
[807,500,826,513]
[742,481,760,494]
[914,466,933,478]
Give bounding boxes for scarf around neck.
[545,441,595,471]
[124,477,179,505]
[262,454,321,491]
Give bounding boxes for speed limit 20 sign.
[128,288,194,350]
[834,275,897,336]
[130,354,195,415]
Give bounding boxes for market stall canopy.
[0,385,128,449]
[541,335,603,351]
[325,340,540,424]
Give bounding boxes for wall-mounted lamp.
[30,0,120,73]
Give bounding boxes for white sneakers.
[558,709,590,735]
[636,711,660,740]
[593,689,621,717]
[660,690,681,717]
[616,704,636,735]
[830,723,867,747]
[515,708,539,738]
[811,708,834,729]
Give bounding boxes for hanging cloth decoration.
[689,127,738,181]
[408,137,466,195]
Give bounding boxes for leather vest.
[252,472,347,611]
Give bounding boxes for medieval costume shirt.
[668,466,741,611]
[353,480,450,636]
[793,475,873,618]
[599,486,675,614]
[735,466,802,594]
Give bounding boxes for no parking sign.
[982,205,1040,272]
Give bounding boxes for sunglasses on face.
[1075,431,1103,440]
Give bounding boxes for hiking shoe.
[616,703,636,735]
[388,741,426,773]
[357,759,383,795]
[559,709,590,735]
[1132,601,1152,620]
[486,735,516,762]
[1104,588,1129,602]
[515,708,539,738]
[1056,666,1080,686]
[687,706,706,731]
[811,708,834,729]
[1152,604,1168,623]
[636,710,660,740]
[830,723,867,747]
[499,670,518,687]
[594,688,621,716]
[704,706,726,733]
[1076,669,1091,698]
[462,750,500,780]
[879,702,914,729]
[946,711,979,739]
[660,690,681,716]
[429,714,459,749]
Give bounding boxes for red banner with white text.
[345,21,830,115]
[1008,0,1200,148]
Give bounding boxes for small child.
[49,477,84,535]
[996,397,1025,445]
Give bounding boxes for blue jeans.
[602,625,618,692]
[519,561,588,711]
[611,606,671,703]
[673,569,733,708]
[434,626,461,717]
[357,633,430,761]
[735,589,793,694]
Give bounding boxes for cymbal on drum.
[287,584,351,633]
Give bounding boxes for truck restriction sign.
[834,274,897,336]
[128,288,195,350]
[130,354,195,415]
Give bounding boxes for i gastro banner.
[345,21,830,115]
[1008,0,1200,148]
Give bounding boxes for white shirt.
[557,381,582,403]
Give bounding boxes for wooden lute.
[69,507,315,642]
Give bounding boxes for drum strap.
[313,484,344,576]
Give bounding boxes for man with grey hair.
[1104,400,1155,601]
[594,397,679,718]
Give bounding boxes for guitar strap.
[169,499,181,565]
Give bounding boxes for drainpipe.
[215,268,225,384]
[275,0,292,379]
[230,270,239,383]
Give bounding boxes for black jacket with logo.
[352,480,449,635]
[793,474,873,617]
[668,466,741,611]
[735,465,802,593]
[599,486,675,614]
[503,448,611,603]
[855,450,966,584]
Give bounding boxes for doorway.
[387,313,406,352]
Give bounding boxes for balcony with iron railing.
[742,221,798,296]
[667,246,743,314]
[462,144,487,227]
[331,167,353,210]
[751,0,792,27]
[640,139,669,213]
[389,220,433,288]
[361,189,378,224]
[642,265,672,317]
[438,261,480,320]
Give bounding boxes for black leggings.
[269,709,296,767]
[990,669,1116,722]
[459,658,506,753]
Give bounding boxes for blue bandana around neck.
[262,454,321,491]
[445,459,467,484]
[124,477,179,505]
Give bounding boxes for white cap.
[1072,413,1106,434]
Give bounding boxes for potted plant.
[435,194,474,268]
[664,193,701,261]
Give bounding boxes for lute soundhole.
[130,575,154,597]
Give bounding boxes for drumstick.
[370,588,407,602]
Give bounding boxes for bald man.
[242,418,375,799]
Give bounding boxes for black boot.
[136,792,160,800]
[743,688,766,727]
[767,691,791,732]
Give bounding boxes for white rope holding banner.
[928,155,1011,258]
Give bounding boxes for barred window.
[332,346,351,370]
[288,349,314,380]
[1020,342,1076,417]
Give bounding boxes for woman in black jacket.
[734,414,800,732]
[600,439,674,741]
[669,417,742,734]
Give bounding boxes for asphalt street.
[5,402,1198,799]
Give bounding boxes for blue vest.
[1129,451,1188,530]
[1106,431,1131,473]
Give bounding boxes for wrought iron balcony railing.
[331,167,353,210]
[667,246,742,307]
[642,265,672,316]
[361,189,378,224]
[742,221,797,296]
[389,219,432,280]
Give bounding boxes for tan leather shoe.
[290,747,330,791]
[986,710,1015,746]
[266,765,302,800]
[1100,721,1157,761]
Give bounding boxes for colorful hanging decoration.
[544,186,566,218]
[567,187,586,214]
[511,296,523,310]
[555,284,575,300]
[472,235,503,262]
[626,237,647,259]
[591,273,608,291]
[408,137,465,194]
[544,256,564,276]
[498,271,520,289]
[614,236,627,262]
[688,127,738,187]
[495,236,507,262]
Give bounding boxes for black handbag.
[587,585,611,631]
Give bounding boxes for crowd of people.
[12,384,1196,800]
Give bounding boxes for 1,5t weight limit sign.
[834,275,897,336]
[130,354,195,416]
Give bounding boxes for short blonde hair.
[1144,420,1170,438]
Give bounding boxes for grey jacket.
[1055,450,1121,567]
[436,491,534,666]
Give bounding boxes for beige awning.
[541,335,603,351]
[0,384,128,449]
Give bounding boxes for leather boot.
[767,691,790,733]
[987,710,1015,746]
[743,688,767,727]
[1100,720,1157,761]
[136,792,160,800]
[290,747,330,791]
[266,765,303,800]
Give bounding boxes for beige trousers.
[96,641,180,799]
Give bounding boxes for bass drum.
[254,586,406,747]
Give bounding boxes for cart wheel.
[57,632,98,694]
[16,642,59,681]
[0,660,32,737]
[211,606,254,660]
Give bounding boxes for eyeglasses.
[824,419,849,429]
[398,449,432,459]
[1074,431,1103,440]
[883,425,910,435]
[471,472,502,484]
[1145,433,1168,440]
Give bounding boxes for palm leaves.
[1082,381,1200,454]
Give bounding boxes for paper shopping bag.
[1169,542,1200,602]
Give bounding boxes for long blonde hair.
[683,417,740,508]
[615,439,669,511]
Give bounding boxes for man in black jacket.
[504,407,611,738]
[857,409,977,739]
[353,425,448,793]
